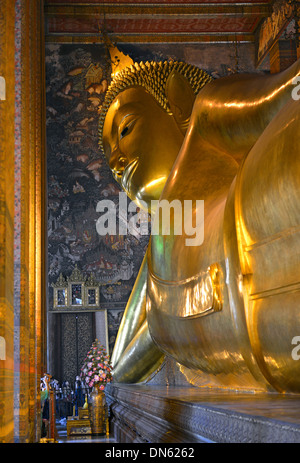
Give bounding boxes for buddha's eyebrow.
[119,113,136,127]
[113,101,144,128]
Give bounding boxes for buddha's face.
[102,87,184,211]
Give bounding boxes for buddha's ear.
[165,70,196,132]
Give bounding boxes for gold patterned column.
[16,0,46,443]
[32,0,47,444]
[0,0,16,444]
[0,0,46,443]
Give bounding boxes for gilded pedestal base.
[106,383,300,443]
[66,417,92,436]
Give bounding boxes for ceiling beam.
[45,32,255,44]
[44,3,271,18]
[44,2,271,44]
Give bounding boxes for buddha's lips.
[121,158,139,191]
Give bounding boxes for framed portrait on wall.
[52,273,68,309]
[84,273,100,308]
[68,265,85,308]
[57,288,67,306]
[71,283,83,305]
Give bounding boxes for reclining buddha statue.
[99,58,300,393]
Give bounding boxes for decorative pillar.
[15,0,46,443]
[0,0,16,444]
[270,39,297,73]
[0,0,46,443]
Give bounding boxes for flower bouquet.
[80,339,113,391]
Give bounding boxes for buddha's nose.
[109,149,129,180]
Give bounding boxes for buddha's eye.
[119,116,138,141]
[120,126,129,139]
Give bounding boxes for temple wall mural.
[46,44,151,381]
[46,44,149,310]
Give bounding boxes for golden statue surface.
[99,58,300,393]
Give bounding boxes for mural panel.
[46,44,150,331]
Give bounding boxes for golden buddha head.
[99,61,212,210]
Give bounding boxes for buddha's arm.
[193,58,300,163]
[111,252,149,367]
[111,250,165,383]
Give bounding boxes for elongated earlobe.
[165,70,196,133]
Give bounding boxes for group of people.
[40,375,87,436]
